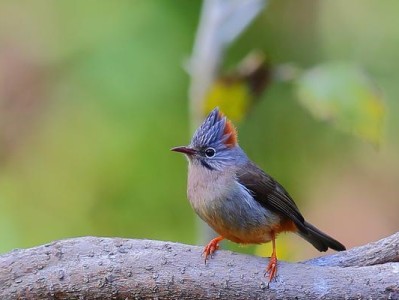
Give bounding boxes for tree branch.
[305,231,399,267]
[1,234,398,299]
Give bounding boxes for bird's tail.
[298,221,346,252]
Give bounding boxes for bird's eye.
[204,147,216,158]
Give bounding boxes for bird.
[171,107,346,283]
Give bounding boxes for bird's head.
[172,108,247,171]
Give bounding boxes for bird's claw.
[265,254,278,287]
[202,236,223,264]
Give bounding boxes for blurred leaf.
[204,78,251,122]
[203,51,271,122]
[296,62,385,145]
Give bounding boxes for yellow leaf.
[203,78,251,122]
[202,51,271,122]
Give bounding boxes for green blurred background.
[0,1,398,261]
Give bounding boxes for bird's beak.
[171,146,197,155]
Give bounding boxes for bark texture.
[0,233,398,299]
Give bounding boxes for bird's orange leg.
[203,236,224,264]
[266,231,278,284]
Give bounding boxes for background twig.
[188,0,267,244]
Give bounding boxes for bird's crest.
[191,108,237,148]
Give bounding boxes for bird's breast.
[187,167,234,205]
[187,164,281,244]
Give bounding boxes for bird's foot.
[202,236,224,264]
[265,254,278,286]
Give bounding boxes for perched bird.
[172,108,345,283]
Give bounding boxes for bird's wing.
[236,161,307,232]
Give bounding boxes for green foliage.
[0,1,200,252]
[296,62,385,146]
